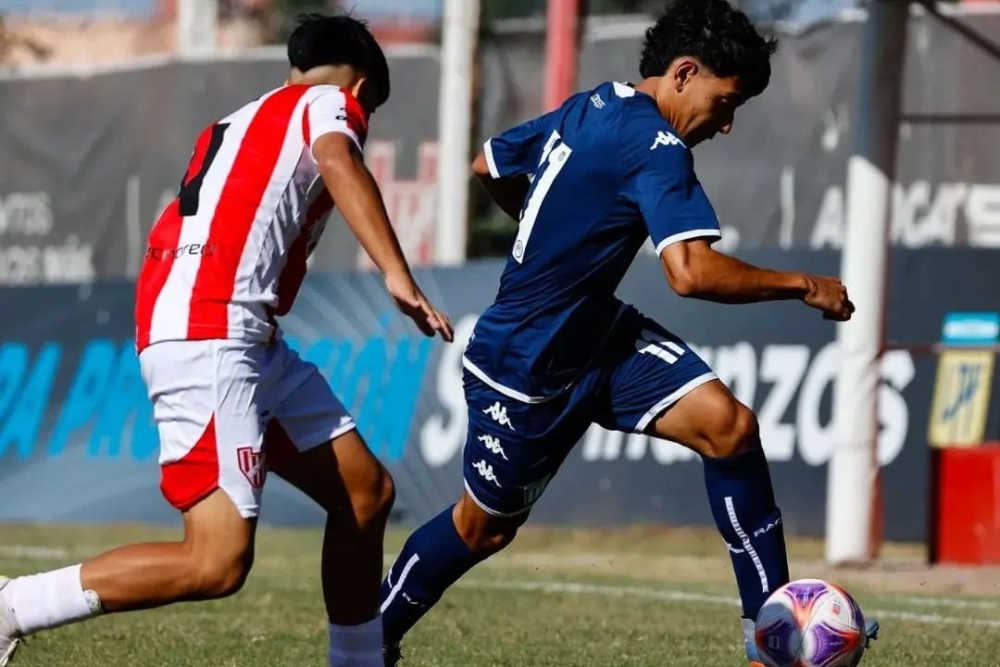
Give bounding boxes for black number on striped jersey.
[178,122,229,216]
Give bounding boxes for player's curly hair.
[639,0,778,98]
[287,13,390,108]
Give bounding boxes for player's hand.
[802,275,855,322]
[385,271,455,342]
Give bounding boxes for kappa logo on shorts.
[237,447,266,489]
[473,459,502,488]
[482,401,515,431]
[477,434,509,461]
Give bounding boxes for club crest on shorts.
[237,446,266,489]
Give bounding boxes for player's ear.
[672,58,699,92]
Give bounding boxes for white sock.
[328,615,383,667]
[3,564,103,636]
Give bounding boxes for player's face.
[672,64,746,147]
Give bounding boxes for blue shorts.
[462,307,717,516]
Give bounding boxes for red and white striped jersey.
[135,84,368,352]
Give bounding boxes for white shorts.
[139,338,356,518]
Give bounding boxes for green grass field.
[2,523,1000,666]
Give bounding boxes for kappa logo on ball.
[237,447,266,489]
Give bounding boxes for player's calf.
[650,382,789,622]
[274,431,396,624]
[272,431,395,667]
[0,487,255,655]
[381,493,527,648]
[81,488,255,610]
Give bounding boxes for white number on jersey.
[512,131,573,264]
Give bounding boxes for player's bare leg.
[380,492,528,665]
[271,427,396,666]
[81,490,256,610]
[649,380,877,664]
[0,489,255,664]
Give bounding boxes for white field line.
[893,595,1000,611]
[454,579,1000,629]
[0,545,70,560]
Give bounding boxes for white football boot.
[0,578,22,666]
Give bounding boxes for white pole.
[434,0,480,266]
[825,0,909,567]
[177,0,218,56]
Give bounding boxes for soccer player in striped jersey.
[0,13,452,667]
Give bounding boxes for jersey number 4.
[513,131,572,264]
[178,122,229,217]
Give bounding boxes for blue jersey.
[463,81,721,401]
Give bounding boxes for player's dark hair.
[639,0,778,98]
[287,13,390,107]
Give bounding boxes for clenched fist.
[802,275,855,322]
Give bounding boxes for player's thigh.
[462,371,592,520]
[602,313,757,457]
[265,342,393,523]
[140,339,274,523]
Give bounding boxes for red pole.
[543,0,580,112]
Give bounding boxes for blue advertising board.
[4,249,998,543]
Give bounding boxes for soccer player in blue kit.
[381,1,878,664]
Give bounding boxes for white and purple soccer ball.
[754,579,867,667]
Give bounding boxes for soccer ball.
[754,579,867,667]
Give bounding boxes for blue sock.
[703,447,790,621]
[380,505,487,645]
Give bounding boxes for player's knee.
[188,546,254,600]
[454,496,525,555]
[701,401,760,460]
[350,463,396,530]
[456,520,520,555]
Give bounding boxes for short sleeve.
[624,129,721,255]
[482,111,558,179]
[305,87,369,155]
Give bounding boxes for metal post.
[434,0,480,266]
[825,0,909,566]
[177,0,218,56]
[544,0,580,112]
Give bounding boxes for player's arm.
[471,153,529,221]
[662,242,853,320]
[314,134,408,276]
[471,113,555,222]
[308,89,453,341]
[662,239,808,302]
[313,133,453,341]
[631,136,853,320]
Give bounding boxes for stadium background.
[0,0,998,568]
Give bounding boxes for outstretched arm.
[660,238,808,302]
[660,238,854,321]
[624,126,853,322]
